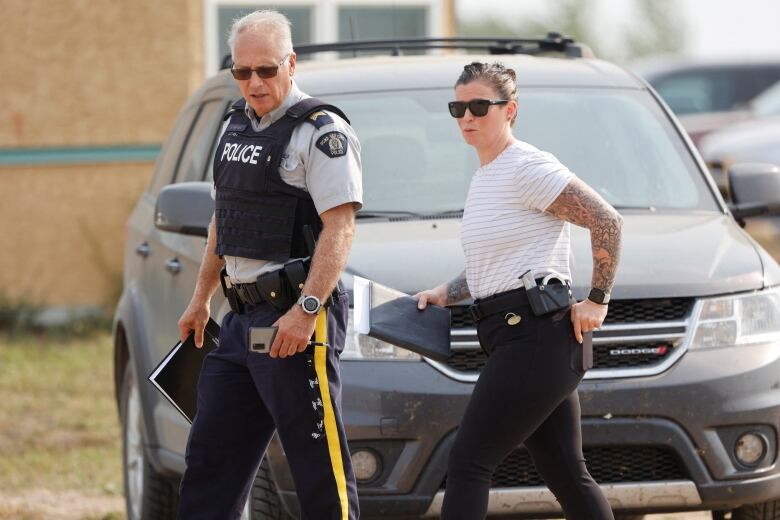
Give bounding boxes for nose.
[248,71,266,88]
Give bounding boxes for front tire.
[733,499,780,520]
[246,458,294,520]
[120,363,179,520]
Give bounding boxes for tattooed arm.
[545,177,623,292]
[414,270,471,309]
[545,177,623,341]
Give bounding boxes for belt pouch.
[283,259,308,299]
[256,270,291,311]
[526,282,572,316]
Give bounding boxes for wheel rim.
[125,374,145,520]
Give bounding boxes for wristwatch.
[587,288,611,305]
[297,294,322,315]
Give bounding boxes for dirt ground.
[0,491,714,520]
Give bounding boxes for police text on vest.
[221,143,264,165]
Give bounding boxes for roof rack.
[220,32,593,69]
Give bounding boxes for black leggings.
[441,304,614,520]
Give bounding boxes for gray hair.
[456,62,518,126]
[228,10,293,59]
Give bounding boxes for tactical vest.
[213,97,350,262]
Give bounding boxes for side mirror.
[728,163,780,220]
[155,182,214,237]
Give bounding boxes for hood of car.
[346,213,764,299]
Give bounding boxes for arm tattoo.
[446,270,471,305]
[545,177,623,292]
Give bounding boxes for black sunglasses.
[448,99,508,118]
[231,53,290,80]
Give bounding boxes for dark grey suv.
[114,37,780,519]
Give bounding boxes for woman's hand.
[570,300,607,343]
[414,286,448,310]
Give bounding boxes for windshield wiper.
[612,205,657,211]
[356,210,425,219]
[356,209,465,219]
[425,209,464,217]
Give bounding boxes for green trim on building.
[0,145,161,166]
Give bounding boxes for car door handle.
[165,258,182,275]
[135,242,151,258]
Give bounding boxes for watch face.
[302,297,320,313]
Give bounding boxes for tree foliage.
[458,0,687,63]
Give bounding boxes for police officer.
[416,62,621,519]
[176,10,361,520]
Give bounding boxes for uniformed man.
[176,9,361,520]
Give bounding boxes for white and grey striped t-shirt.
[460,140,575,300]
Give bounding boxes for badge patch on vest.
[307,110,334,129]
[316,131,348,158]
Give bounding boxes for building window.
[338,7,427,41]
[216,5,313,67]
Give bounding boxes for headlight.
[341,309,422,361]
[689,287,780,350]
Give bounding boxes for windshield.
[325,88,719,213]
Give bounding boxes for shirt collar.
[244,80,306,128]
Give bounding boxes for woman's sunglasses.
[231,53,290,80]
[448,99,508,118]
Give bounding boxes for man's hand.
[178,300,211,348]
[414,286,447,310]
[270,305,318,358]
[570,299,607,343]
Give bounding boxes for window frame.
[203,0,443,76]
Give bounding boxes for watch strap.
[588,288,610,305]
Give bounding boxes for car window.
[323,88,717,213]
[204,117,230,184]
[148,105,198,195]
[516,89,716,210]
[175,99,229,183]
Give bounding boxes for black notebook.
[353,277,451,362]
[148,318,221,424]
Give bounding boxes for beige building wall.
[0,0,205,310]
[1,0,204,148]
[0,163,153,308]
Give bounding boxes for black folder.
[356,278,452,362]
[148,318,220,424]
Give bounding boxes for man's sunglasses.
[230,53,290,80]
[448,99,508,118]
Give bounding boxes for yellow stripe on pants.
[314,308,349,520]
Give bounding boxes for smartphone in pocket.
[248,327,278,354]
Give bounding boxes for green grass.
[0,332,124,518]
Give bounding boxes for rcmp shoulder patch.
[306,110,334,129]
[315,131,348,158]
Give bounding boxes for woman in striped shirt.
[415,62,623,519]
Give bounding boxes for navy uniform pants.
[441,302,614,520]
[177,289,359,520]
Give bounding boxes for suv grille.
[450,298,694,330]
[442,299,693,377]
[441,446,688,488]
[602,298,694,324]
[446,342,676,373]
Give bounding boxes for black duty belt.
[221,259,310,314]
[468,287,532,323]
